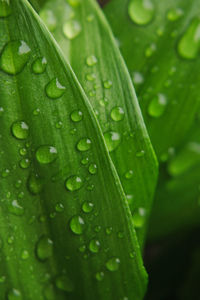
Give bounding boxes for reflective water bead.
[32,57,47,74]
[106,257,120,271]
[95,271,104,281]
[28,173,43,195]
[7,288,22,300]
[21,250,29,260]
[0,0,12,17]
[125,170,134,179]
[8,200,24,216]
[11,121,29,140]
[36,145,57,164]
[36,235,53,261]
[145,43,156,57]
[45,78,66,99]
[110,106,125,121]
[55,275,74,292]
[128,0,155,25]
[55,203,64,212]
[88,163,97,174]
[89,239,100,253]
[70,110,83,122]
[0,40,30,74]
[69,215,85,235]
[103,80,112,89]
[63,20,82,39]
[132,207,146,228]
[81,157,89,165]
[19,147,27,156]
[148,93,167,117]
[77,138,92,151]
[19,158,30,169]
[86,55,98,66]
[65,175,83,191]
[86,73,96,81]
[104,131,121,152]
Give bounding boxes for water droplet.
[33,108,40,116]
[55,203,64,212]
[82,201,94,213]
[145,43,156,57]
[79,244,86,252]
[0,0,12,17]
[36,235,53,261]
[63,19,82,39]
[55,121,63,129]
[132,207,146,228]
[81,157,89,165]
[36,145,57,164]
[88,163,97,175]
[86,55,98,66]
[45,78,66,99]
[65,175,83,191]
[77,138,92,151]
[70,110,83,122]
[89,239,100,253]
[104,131,121,152]
[0,107,4,116]
[7,288,22,300]
[106,227,112,235]
[99,98,108,107]
[128,0,155,25]
[19,158,30,169]
[86,73,96,81]
[32,57,47,74]
[19,147,27,156]
[103,80,112,89]
[8,200,24,216]
[177,17,200,60]
[11,121,29,140]
[0,40,30,74]
[125,170,134,179]
[40,9,57,31]
[110,106,125,121]
[28,173,43,195]
[132,71,144,85]
[55,275,74,292]
[136,150,145,157]
[21,249,29,260]
[167,8,183,21]
[106,257,120,271]
[69,215,85,235]
[95,271,104,281]
[148,93,167,117]
[94,225,101,233]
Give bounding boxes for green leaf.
[104,0,200,238]
[37,0,158,247]
[0,0,147,299]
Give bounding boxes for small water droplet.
[148,93,167,117]
[55,275,74,292]
[45,78,66,99]
[69,215,85,235]
[28,173,43,195]
[106,257,120,271]
[177,17,200,60]
[86,73,96,81]
[106,227,112,235]
[11,121,29,140]
[77,138,92,151]
[55,121,63,129]
[89,239,100,253]
[132,71,144,85]
[86,55,98,66]
[128,0,155,25]
[145,43,156,57]
[19,158,30,169]
[21,249,29,260]
[167,8,183,21]
[110,106,125,121]
[55,203,64,212]
[8,200,24,216]
[104,131,121,152]
[0,40,31,74]
[0,0,12,17]
[136,150,145,157]
[63,19,82,39]
[36,145,57,164]
[81,157,89,165]
[94,225,101,233]
[65,175,83,191]
[1,168,10,178]
[103,80,112,89]
[132,207,146,228]
[70,110,83,122]
[125,170,134,179]
[7,288,22,300]
[82,201,94,213]
[88,163,97,175]
[0,107,4,116]
[95,271,104,281]
[99,98,108,107]
[32,57,47,74]
[79,244,86,252]
[33,108,40,116]
[36,235,53,261]
[7,236,14,244]
[40,9,57,31]
[19,147,27,156]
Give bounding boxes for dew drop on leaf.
[63,20,82,40]
[70,110,83,122]
[11,121,29,140]
[89,239,100,253]
[77,138,92,151]
[86,73,96,81]
[69,215,85,235]
[36,145,57,164]
[145,43,156,57]
[45,78,66,99]
[88,163,97,175]
[32,57,47,74]
[177,17,200,60]
[104,131,121,152]
[21,249,29,260]
[8,200,24,216]
[19,158,30,169]
[82,201,94,213]
[132,71,144,85]
[55,203,64,212]
[148,93,167,117]
[36,236,53,261]
[55,275,74,292]
[86,55,98,66]
[125,170,134,179]
[95,271,104,281]
[128,0,155,25]
[28,173,43,195]
[0,41,30,74]
[103,80,113,89]
[132,207,146,228]
[110,106,125,121]
[106,257,120,271]
[7,288,22,300]
[65,175,83,191]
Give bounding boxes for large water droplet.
[69,215,85,235]
[36,145,57,164]
[63,20,82,39]
[8,200,24,216]
[89,239,100,253]
[11,121,29,140]
[0,40,30,75]
[132,207,146,228]
[55,275,74,292]
[128,0,155,25]
[167,8,183,21]
[65,175,83,191]
[104,131,121,152]
[28,173,43,195]
[7,288,22,300]
[70,110,83,122]
[32,57,47,74]
[45,78,66,99]
[148,93,167,117]
[106,257,120,271]
[0,0,12,17]
[36,235,53,261]
[77,138,92,151]
[178,17,200,60]
[110,106,125,121]
[39,9,57,32]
